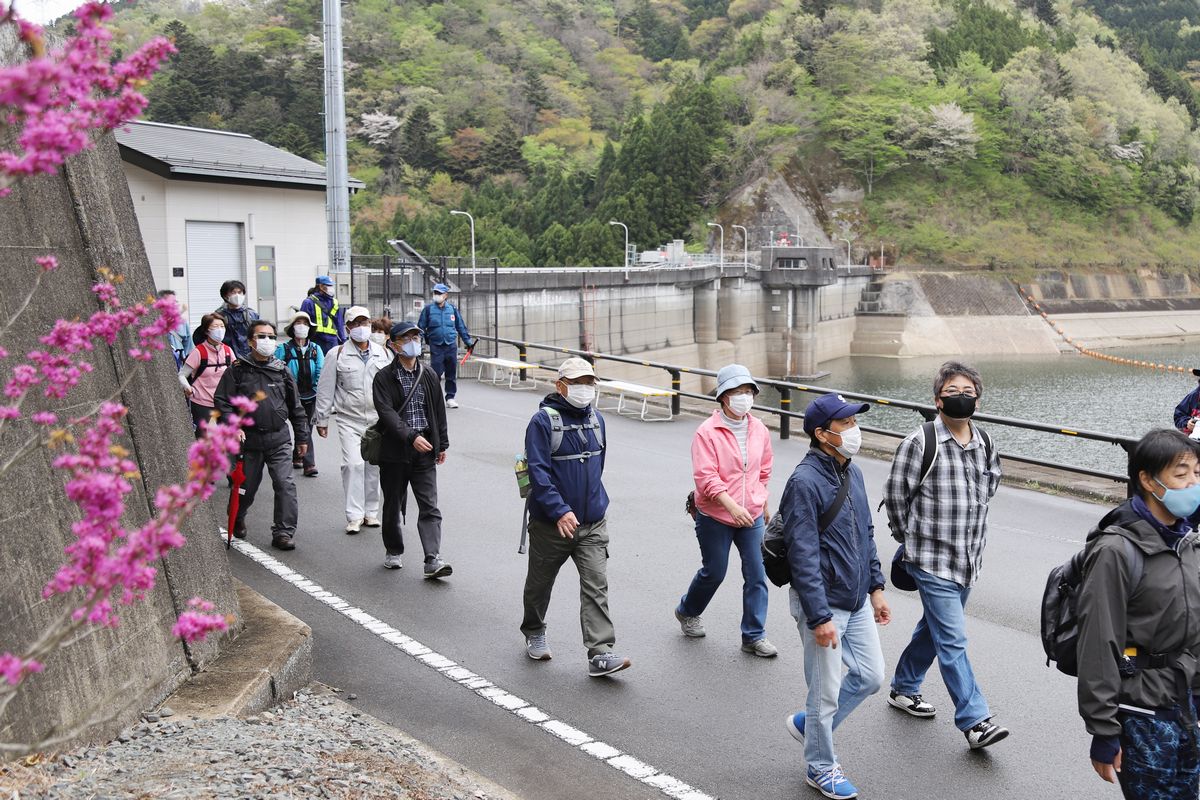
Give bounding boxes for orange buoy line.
[1013,283,1191,374]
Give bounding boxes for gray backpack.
[517,406,605,553]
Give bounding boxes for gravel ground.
[0,684,519,800]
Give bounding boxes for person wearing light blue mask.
[1076,428,1200,799]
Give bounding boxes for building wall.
[122,164,328,326]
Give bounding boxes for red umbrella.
[226,455,245,550]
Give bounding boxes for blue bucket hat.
[432,283,450,294]
[315,275,334,286]
[802,393,870,436]
[713,364,759,399]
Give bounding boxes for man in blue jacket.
[521,357,631,678]
[299,275,345,354]
[418,283,473,408]
[780,394,889,800]
[1174,368,1200,433]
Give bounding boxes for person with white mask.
[779,393,890,800]
[314,306,392,534]
[675,364,777,658]
[213,279,259,359]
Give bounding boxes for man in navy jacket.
[1174,368,1200,433]
[417,283,473,408]
[779,394,889,800]
[520,357,631,678]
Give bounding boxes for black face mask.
[940,394,977,419]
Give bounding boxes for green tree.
[926,0,1040,72]
[482,122,525,175]
[824,92,908,194]
[397,106,443,171]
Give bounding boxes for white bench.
[597,379,677,421]
[470,356,543,390]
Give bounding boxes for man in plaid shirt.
[883,361,1009,751]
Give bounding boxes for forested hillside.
[102,0,1200,268]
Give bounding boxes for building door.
[255,246,277,326]
[185,221,245,330]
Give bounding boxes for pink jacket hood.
[691,409,773,526]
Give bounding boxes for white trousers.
[337,415,380,522]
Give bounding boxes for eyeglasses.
[940,389,977,398]
[252,334,277,340]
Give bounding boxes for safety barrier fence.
[479,335,1139,485]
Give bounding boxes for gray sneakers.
[423,556,453,579]
[675,609,706,638]
[526,634,552,660]
[588,653,632,677]
[383,553,402,570]
[741,638,779,658]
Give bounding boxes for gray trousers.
[521,517,615,657]
[379,458,442,562]
[237,440,298,537]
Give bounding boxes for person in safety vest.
[417,282,473,409]
[301,275,346,354]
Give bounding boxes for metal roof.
[115,120,364,191]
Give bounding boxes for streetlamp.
[609,220,629,278]
[838,237,852,266]
[450,209,475,286]
[707,222,724,274]
[731,224,748,274]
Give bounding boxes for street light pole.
[707,222,724,275]
[838,237,852,266]
[450,210,475,286]
[731,224,748,275]
[608,220,629,279]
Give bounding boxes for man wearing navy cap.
[1173,368,1200,435]
[418,283,473,408]
[779,393,888,800]
[300,275,345,354]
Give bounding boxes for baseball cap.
[390,320,420,338]
[558,357,595,380]
[1192,368,1200,377]
[432,283,450,294]
[315,275,334,286]
[346,305,371,323]
[802,393,870,435]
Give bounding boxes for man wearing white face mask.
[521,357,631,678]
[314,306,391,534]
[214,279,260,359]
[779,393,889,800]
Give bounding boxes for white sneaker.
[383,553,402,570]
[345,518,363,535]
[445,398,459,408]
[363,516,381,527]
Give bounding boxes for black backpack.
[187,343,233,385]
[761,470,851,588]
[1041,534,1143,676]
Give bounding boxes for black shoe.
[292,460,303,469]
[303,466,319,477]
[233,522,247,540]
[966,719,1009,750]
[271,535,295,551]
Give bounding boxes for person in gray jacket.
[1077,428,1200,798]
[214,320,309,551]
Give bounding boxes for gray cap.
[714,364,759,398]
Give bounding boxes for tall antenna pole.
[322,0,351,278]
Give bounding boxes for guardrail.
[478,335,1140,484]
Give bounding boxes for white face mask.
[829,425,862,459]
[401,340,422,358]
[348,325,371,343]
[227,293,245,308]
[726,393,754,417]
[434,293,447,304]
[370,332,387,345]
[255,337,277,357]
[292,324,310,339]
[207,326,225,343]
[565,384,596,409]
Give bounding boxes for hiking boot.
[445,398,459,408]
[805,765,858,799]
[785,711,806,745]
[271,534,295,551]
[345,518,363,535]
[303,466,319,477]
[383,554,403,570]
[965,719,1009,750]
[888,691,937,718]
[588,653,631,677]
[526,634,552,661]
[363,516,381,528]
[232,521,247,540]
[741,638,778,658]
[424,556,453,579]
[674,608,705,638]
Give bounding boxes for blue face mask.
[401,340,422,358]
[1153,478,1200,519]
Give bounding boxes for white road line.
[226,535,715,800]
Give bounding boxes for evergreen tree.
[482,122,525,175]
[523,71,551,112]
[397,106,443,171]
[162,20,219,101]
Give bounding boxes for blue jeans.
[677,511,768,644]
[891,566,990,731]
[796,598,885,774]
[1118,712,1200,800]
[429,343,458,399]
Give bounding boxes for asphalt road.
[228,378,1117,800]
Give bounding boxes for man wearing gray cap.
[314,305,392,534]
[521,357,630,677]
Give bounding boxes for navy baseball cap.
[390,320,420,338]
[802,393,870,435]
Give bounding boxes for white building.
[116,120,362,330]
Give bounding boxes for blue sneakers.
[806,764,859,799]
[786,711,806,745]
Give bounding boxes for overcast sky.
[14,0,106,25]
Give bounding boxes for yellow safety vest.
[310,295,339,336]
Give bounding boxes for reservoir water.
[772,343,1200,478]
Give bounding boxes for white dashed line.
[226,536,715,800]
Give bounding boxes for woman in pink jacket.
[675,363,777,657]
